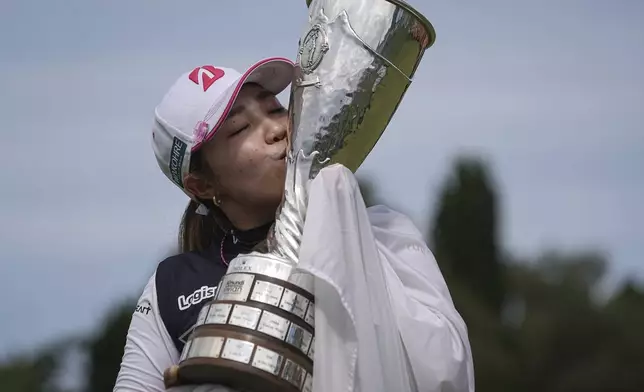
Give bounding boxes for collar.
[228,220,273,245]
[205,220,273,262]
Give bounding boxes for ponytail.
[178,199,218,253]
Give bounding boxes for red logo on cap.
[188,66,225,92]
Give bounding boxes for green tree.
[0,337,76,392]
[84,300,135,392]
[0,353,59,392]
[505,253,611,391]
[429,155,514,391]
[430,155,506,316]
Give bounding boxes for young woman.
[114,57,474,392]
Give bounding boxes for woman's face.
[189,83,289,222]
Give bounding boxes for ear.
[183,172,217,200]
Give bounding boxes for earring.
[213,195,222,207]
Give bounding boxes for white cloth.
[114,164,474,392]
[297,164,474,392]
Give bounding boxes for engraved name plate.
[250,280,285,307]
[281,358,306,388]
[205,303,232,324]
[188,336,225,359]
[285,323,313,354]
[228,304,262,330]
[221,338,255,364]
[251,346,284,376]
[279,288,310,319]
[257,311,290,341]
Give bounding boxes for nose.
[264,117,287,145]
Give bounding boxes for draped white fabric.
[296,164,474,392]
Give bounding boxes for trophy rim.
[304,0,436,49]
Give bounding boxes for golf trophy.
[164,0,435,390]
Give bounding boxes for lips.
[273,146,287,160]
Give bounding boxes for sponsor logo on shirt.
[134,300,152,316]
[177,285,217,311]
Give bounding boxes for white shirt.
[114,164,474,392]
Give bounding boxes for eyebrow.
[226,89,275,119]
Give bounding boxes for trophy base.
[165,252,315,392]
[168,359,301,392]
[166,327,312,392]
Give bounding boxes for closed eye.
[229,124,249,137]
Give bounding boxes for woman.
[114,57,474,392]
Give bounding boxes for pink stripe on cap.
[191,57,294,152]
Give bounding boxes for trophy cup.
[164,0,435,391]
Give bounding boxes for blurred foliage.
[431,156,506,316]
[0,352,60,392]
[429,155,644,392]
[84,300,136,392]
[1,155,643,391]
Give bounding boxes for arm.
[114,273,180,392]
[369,205,475,392]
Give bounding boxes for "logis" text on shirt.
[177,285,217,311]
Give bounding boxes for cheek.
[216,144,267,189]
[234,145,263,176]
[209,137,284,199]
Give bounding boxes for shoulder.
[156,250,219,286]
[155,250,226,303]
[154,249,227,351]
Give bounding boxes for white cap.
[151,57,295,197]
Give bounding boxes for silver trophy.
[164,0,435,391]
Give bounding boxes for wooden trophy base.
[164,326,313,392]
[165,256,315,392]
[166,358,301,392]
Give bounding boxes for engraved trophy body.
[164,0,435,391]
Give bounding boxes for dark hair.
[178,149,231,253]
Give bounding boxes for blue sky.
[1,0,642,357]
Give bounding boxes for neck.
[220,201,276,232]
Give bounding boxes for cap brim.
[243,57,295,96]
[192,57,294,151]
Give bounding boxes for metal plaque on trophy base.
[164,0,435,390]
